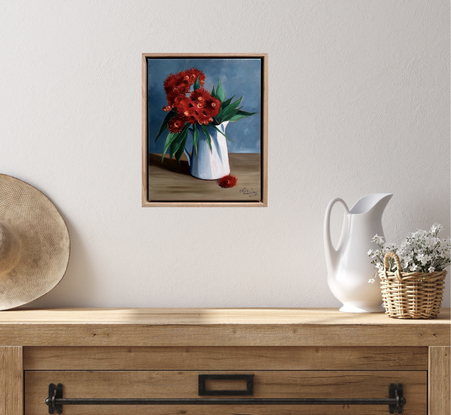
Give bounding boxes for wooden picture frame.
[142,53,268,207]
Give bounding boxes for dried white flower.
[368,223,450,282]
[430,223,442,234]
[372,234,385,245]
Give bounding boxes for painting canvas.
[142,54,267,207]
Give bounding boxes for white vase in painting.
[184,122,230,180]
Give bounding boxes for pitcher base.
[339,304,384,313]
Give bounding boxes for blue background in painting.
[147,58,261,154]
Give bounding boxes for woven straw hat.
[0,174,70,310]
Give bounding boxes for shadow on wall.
[19,215,98,309]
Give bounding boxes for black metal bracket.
[46,382,406,414]
[389,383,404,414]
[46,383,63,415]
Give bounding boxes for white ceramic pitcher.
[324,193,393,313]
[184,122,230,180]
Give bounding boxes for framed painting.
[142,53,268,207]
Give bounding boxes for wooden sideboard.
[0,308,449,414]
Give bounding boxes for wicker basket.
[379,252,447,319]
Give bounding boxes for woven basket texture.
[379,252,446,319]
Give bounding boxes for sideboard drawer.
[25,370,426,414]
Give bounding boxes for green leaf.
[225,109,257,123]
[169,124,190,159]
[169,141,178,159]
[161,132,177,161]
[228,96,242,112]
[220,97,242,122]
[211,124,232,141]
[211,86,216,98]
[174,127,189,164]
[216,96,238,124]
[155,110,177,142]
[221,110,239,123]
[193,123,199,157]
[216,77,225,102]
[228,114,248,122]
[236,109,257,117]
[194,75,201,91]
[229,110,257,122]
[201,124,212,151]
[220,95,235,111]
[216,109,224,124]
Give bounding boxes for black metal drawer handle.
[46,382,406,414]
[198,374,254,396]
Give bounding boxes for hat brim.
[0,174,70,310]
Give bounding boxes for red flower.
[196,109,213,125]
[164,69,204,96]
[173,95,190,112]
[190,88,211,106]
[172,96,196,124]
[164,72,191,106]
[218,175,237,188]
[168,116,185,133]
[165,91,178,107]
[163,69,211,127]
[186,68,205,85]
[176,79,191,94]
[163,73,179,94]
[189,89,220,123]
[204,97,221,118]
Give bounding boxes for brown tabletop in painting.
[148,153,261,202]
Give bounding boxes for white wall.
[0,0,449,308]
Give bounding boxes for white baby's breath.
[430,223,442,233]
[368,224,450,282]
[373,234,385,245]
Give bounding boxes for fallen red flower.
[218,175,238,188]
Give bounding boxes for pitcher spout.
[349,193,393,217]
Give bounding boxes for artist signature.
[239,187,258,198]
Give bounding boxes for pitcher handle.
[183,149,191,166]
[324,198,349,264]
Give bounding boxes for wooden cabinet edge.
[1,324,449,347]
[429,346,451,415]
[0,346,23,415]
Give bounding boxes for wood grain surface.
[3,307,449,324]
[0,308,449,347]
[148,153,262,202]
[0,346,23,415]
[429,346,450,415]
[0,308,445,413]
[23,345,428,371]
